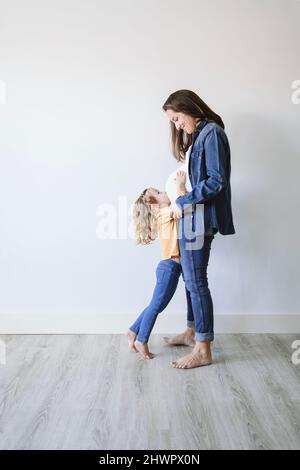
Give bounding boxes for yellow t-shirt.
[156,206,179,260]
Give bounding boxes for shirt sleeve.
[175,127,228,209]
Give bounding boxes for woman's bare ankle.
[194,341,212,356]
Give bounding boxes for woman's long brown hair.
[162,89,224,162]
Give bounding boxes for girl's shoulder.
[157,206,172,217]
[156,206,173,224]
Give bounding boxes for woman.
[162,89,235,369]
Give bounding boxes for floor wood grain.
[0,334,299,450]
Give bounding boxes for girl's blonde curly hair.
[133,189,159,245]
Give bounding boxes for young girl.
[126,171,187,359]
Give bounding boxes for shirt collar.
[192,119,208,142]
[195,118,208,132]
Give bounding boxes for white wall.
[0,0,299,333]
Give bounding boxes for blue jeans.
[129,258,182,344]
[179,217,215,343]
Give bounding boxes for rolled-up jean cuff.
[129,326,138,335]
[136,335,148,344]
[195,332,214,342]
[187,321,195,328]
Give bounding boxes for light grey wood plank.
[0,334,299,450]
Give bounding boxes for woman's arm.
[175,127,228,210]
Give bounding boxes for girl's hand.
[174,170,186,187]
[170,203,182,219]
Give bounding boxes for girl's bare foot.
[171,342,212,369]
[134,340,155,359]
[163,328,195,347]
[126,330,138,352]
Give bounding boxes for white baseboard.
[0,314,299,334]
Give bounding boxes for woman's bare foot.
[134,340,155,359]
[126,330,138,352]
[163,327,195,347]
[171,342,212,369]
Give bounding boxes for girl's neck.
[159,203,170,209]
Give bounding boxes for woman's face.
[165,109,200,134]
[147,188,170,206]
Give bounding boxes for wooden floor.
[0,334,299,450]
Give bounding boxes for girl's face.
[165,109,200,134]
[147,188,170,207]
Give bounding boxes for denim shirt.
[175,120,235,236]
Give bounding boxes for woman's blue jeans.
[179,216,215,343]
[129,258,182,344]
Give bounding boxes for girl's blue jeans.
[129,232,214,344]
[129,258,182,344]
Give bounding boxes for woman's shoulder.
[203,121,226,136]
[197,121,228,146]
